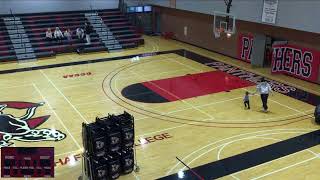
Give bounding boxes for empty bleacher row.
[0,9,144,61]
[99,11,144,46]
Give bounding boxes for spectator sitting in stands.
[84,22,93,45]
[64,29,72,42]
[54,27,64,42]
[76,27,84,41]
[45,28,53,41]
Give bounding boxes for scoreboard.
[1,147,54,178]
[127,5,152,13]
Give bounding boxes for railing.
[10,8,26,56]
[89,7,106,41]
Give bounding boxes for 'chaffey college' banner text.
[272,44,320,84]
[238,33,253,63]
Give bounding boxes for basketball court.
[0,35,319,179]
[0,0,320,179]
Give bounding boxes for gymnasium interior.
[0,0,319,179]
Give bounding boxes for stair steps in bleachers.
[85,13,123,52]
[3,17,36,62]
[0,9,143,60]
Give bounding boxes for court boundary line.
[173,39,320,96]
[0,48,318,98]
[120,54,196,116]
[32,83,81,149]
[114,55,217,120]
[241,87,314,119]
[58,54,172,90]
[216,135,319,180]
[128,69,216,120]
[134,106,311,140]
[231,136,319,179]
[103,60,313,128]
[174,131,319,180]
[166,128,318,175]
[251,156,318,180]
[73,59,314,124]
[137,124,187,138]
[61,67,187,90]
[169,59,314,122]
[131,60,313,123]
[0,49,182,75]
[269,99,314,118]
[2,45,318,179]
[174,64,313,122]
[108,61,314,123]
[183,131,318,171]
[114,71,165,115]
[40,70,89,124]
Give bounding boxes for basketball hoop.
[213,11,236,39]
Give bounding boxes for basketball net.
[214,27,226,38]
[214,27,232,39]
[213,11,236,39]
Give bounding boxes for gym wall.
[137,0,320,34]
[152,6,320,84]
[0,0,119,14]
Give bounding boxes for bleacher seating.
[0,9,144,61]
[0,19,16,61]
[20,11,106,56]
[99,10,144,47]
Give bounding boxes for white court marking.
[167,128,317,175]
[216,135,319,179]
[128,68,216,120]
[182,131,318,170]
[32,83,81,149]
[40,70,89,124]
[250,156,318,180]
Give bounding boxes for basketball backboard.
[213,11,236,38]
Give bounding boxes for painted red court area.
[142,71,255,101]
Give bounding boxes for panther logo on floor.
[0,101,66,147]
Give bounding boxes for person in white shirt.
[54,27,64,41]
[45,28,53,41]
[76,27,84,40]
[253,77,272,112]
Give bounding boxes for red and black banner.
[238,33,254,63]
[272,44,320,84]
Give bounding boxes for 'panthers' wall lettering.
[271,44,319,83]
[238,33,254,63]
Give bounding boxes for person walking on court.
[253,77,272,112]
[243,91,250,109]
